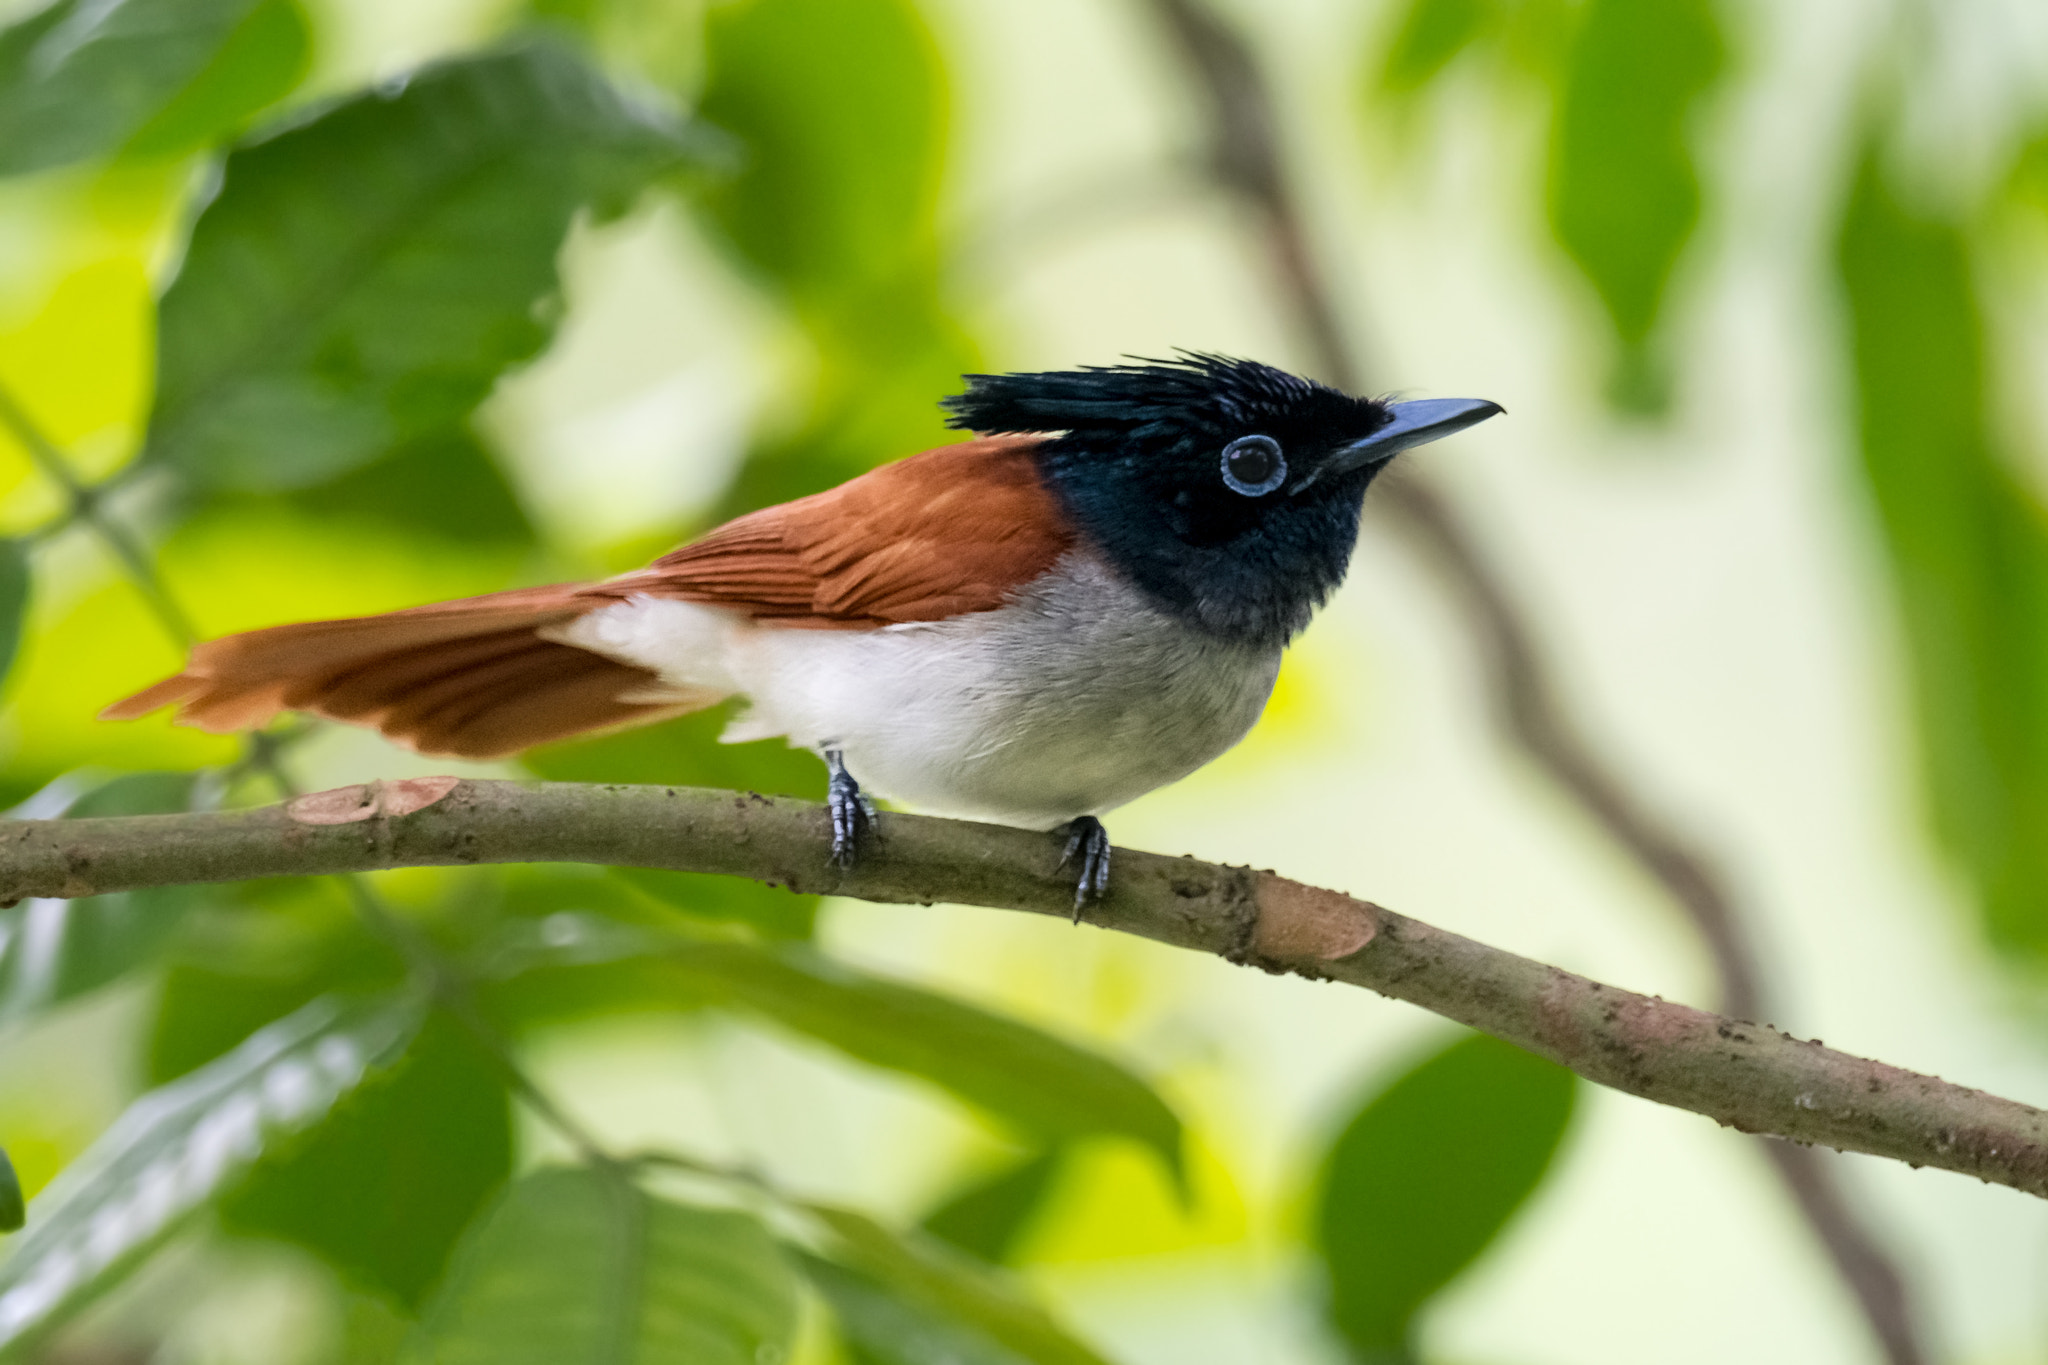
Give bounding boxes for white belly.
[555,554,1282,829]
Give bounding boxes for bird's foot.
[1058,816,1112,919]
[824,749,877,870]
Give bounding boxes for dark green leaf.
[407,1167,798,1365]
[224,1013,513,1308]
[274,426,535,546]
[0,993,423,1352]
[919,1151,1061,1267]
[1546,0,1725,414]
[0,538,27,685]
[1377,0,1498,95]
[1312,1032,1577,1363]
[0,0,268,175]
[0,1147,23,1233]
[808,1204,1111,1365]
[147,880,400,1084]
[524,707,823,938]
[0,772,203,1024]
[668,941,1181,1172]
[120,0,311,159]
[147,42,696,491]
[803,1252,1032,1365]
[695,0,943,302]
[523,702,825,798]
[1835,133,2048,955]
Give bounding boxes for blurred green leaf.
[0,992,423,1353]
[919,1151,1062,1266]
[120,0,311,160]
[1836,134,2048,955]
[407,1166,798,1365]
[1312,1032,1577,1363]
[0,539,27,687]
[524,707,824,937]
[1546,0,1724,414]
[695,0,942,302]
[692,0,975,513]
[146,42,695,491]
[808,1204,1111,1365]
[1377,0,1499,95]
[148,881,399,1084]
[669,941,1181,1172]
[274,426,536,546]
[60,769,199,818]
[0,1146,22,1234]
[803,1252,1033,1365]
[0,0,273,175]
[224,1013,513,1308]
[0,771,202,1025]
[524,692,825,798]
[614,867,817,940]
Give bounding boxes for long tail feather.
[101,586,723,760]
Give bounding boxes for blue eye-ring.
[1221,435,1287,496]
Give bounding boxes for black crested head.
[944,355,1496,648]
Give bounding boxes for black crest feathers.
[942,353,1345,439]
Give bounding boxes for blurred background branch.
[1140,0,1927,1360]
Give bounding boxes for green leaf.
[0,771,203,1024]
[691,0,975,515]
[407,1167,798,1365]
[1312,1032,1577,1363]
[524,709,823,938]
[1835,133,2048,956]
[474,914,1179,1169]
[1546,0,1725,414]
[695,0,943,303]
[1376,0,1498,96]
[808,1204,1111,1365]
[0,0,271,175]
[275,426,536,547]
[0,539,27,686]
[803,1252,1032,1365]
[120,0,311,160]
[223,1013,513,1308]
[523,703,825,798]
[0,1147,23,1234]
[667,941,1181,1173]
[0,993,423,1352]
[919,1151,1062,1267]
[146,41,696,491]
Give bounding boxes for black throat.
[1032,437,1379,650]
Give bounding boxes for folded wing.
[102,436,1071,759]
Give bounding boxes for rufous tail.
[100,585,722,760]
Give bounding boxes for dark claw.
[1058,816,1112,919]
[825,749,875,870]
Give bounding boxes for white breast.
[552,553,1283,830]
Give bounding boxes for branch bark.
[1140,3,1928,1360]
[6,777,2048,1203]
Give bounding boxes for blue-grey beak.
[1325,397,1503,478]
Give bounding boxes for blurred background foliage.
[0,0,2044,1362]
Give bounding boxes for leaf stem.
[0,373,198,647]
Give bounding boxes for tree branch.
[1139,3,1928,1359]
[6,777,2048,1202]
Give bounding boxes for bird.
[103,355,1500,906]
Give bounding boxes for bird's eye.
[1221,435,1286,496]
